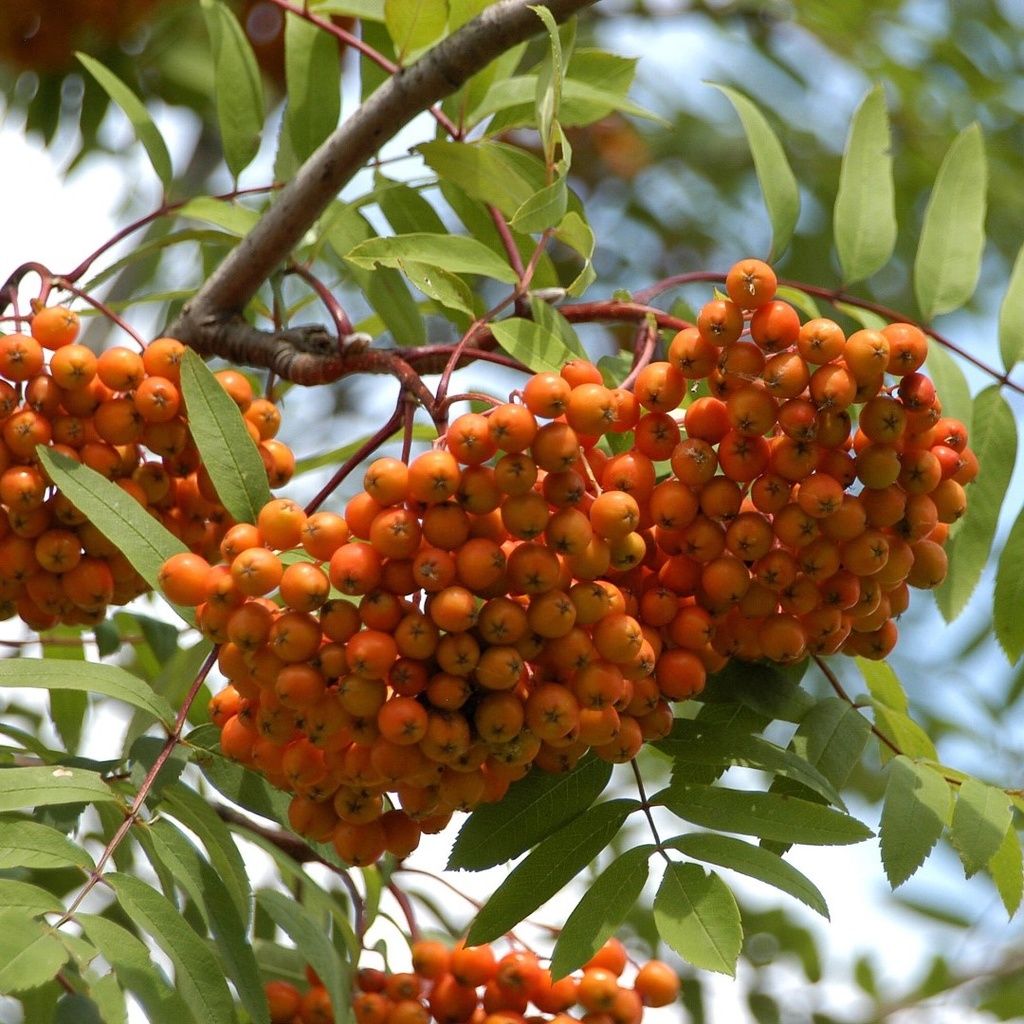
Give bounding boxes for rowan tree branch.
[168,0,598,355]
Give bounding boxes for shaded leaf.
[654,863,741,976]
[913,123,987,319]
[667,833,829,918]
[950,777,1012,879]
[879,756,952,888]
[284,12,340,164]
[923,341,973,436]
[257,890,349,1019]
[108,873,237,1023]
[201,0,264,179]
[76,54,172,187]
[550,845,653,979]
[936,386,1016,620]
[833,84,896,283]
[180,349,271,525]
[385,0,446,59]
[0,879,64,916]
[37,448,189,613]
[466,799,638,945]
[653,782,872,846]
[78,913,191,1024]
[449,756,612,870]
[710,84,799,262]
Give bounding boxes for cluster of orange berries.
[0,306,293,629]
[263,938,679,1024]
[159,257,973,865]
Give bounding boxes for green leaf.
[510,178,569,234]
[283,12,341,163]
[0,658,175,727]
[531,3,565,165]
[554,210,596,295]
[418,140,545,218]
[180,349,271,525]
[995,503,1024,662]
[913,123,987,319]
[0,879,64,916]
[346,232,519,284]
[654,718,845,808]
[924,341,973,436]
[785,697,872,792]
[950,777,1013,879]
[54,993,105,1024]
[466,799,638,945]
[667,833,829,918]
[654,863,742,976]
[879,756,952,888]
[385,0,447,59]
[321,203,427,345]
[201,0,264,179]
[146,821,268,1024]
[0,765,118,812]
[858,657,908,713]
[999,244,1024,371]
[178,198,261,237]
[870,703,938,763]
[550,845,653,979]
[710,84,800,262]
[935,386,1016,620]
[108,873,237,1023]
[0,909,70,993]
[0,819,95,870]
[78,913,191,1024]
[833,84,896,284]
[401,261,476,316]
[257,890,349,1019]
[76,54,173,187]
[449,756,612,870]
[491,316,589,375]
[653,782,872,846]
[49,687,87,756]
[988,822,1023,917]
[37,448,188,606]
[160,782,252,929]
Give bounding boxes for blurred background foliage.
[3,1,1024,1022]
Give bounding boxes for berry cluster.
[161,258,973,865]
[264,939,679,1024]
[0,307,293,629]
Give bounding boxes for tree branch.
[168,0,598,351]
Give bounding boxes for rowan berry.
[726,257,777,309]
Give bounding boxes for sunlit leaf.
[879,756,952,888]
[0,910,70,993]
[0,658,174,727]
[385,0,447,60]
[346,232,519,283]
[988,823,1023,918]
[0,765,118,812]
[998,243,1024,371]
[913,123,987,319]
[654,863,741,976]
[491,315,589,375]
[710,84,799,262]
[0,819,95,871]
[950,777,1012,879]
[833,84,896,283]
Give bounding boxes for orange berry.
[157,551,211,606]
